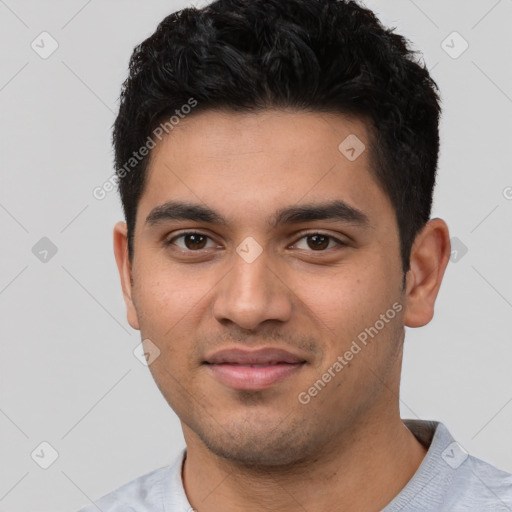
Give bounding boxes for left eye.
[292,233,345,251]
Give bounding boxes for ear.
[403,218,451,328]
[113,221,140,330]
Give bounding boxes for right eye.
[166,231,218,251]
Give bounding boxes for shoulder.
[76,465,172,512]
[445,454,512,511]
[75,450,187,512]
[398,420,512,512]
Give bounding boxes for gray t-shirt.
[77,420,512,511]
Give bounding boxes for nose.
[212,245,293,331]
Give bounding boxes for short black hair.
[113,0,441,273]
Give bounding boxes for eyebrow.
[145,199,370,229]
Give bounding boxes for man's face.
[119,109,408,466]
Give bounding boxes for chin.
[191,416,317,469]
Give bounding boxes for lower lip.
[206,363,304,390]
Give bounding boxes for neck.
[181,413,428,512]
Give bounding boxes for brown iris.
[183,233,208,250]
[306,234,330,250]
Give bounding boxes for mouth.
[203,348,307,390]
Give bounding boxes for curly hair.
[113,0,441,273]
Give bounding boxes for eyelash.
[165,231,347,253]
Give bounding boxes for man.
[79,0,512,510]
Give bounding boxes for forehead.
[138,109,394,231]
[149,108,369,163]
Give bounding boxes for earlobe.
[113,221,140,331]
[403,218,451,328]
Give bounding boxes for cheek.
[132,261,206,338]
[134,268,203,395]
[294,259,399,346]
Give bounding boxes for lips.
[204,348,307,390]
[205,348,306,365]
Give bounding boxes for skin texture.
[113,109,451,511]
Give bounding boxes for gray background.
[1,0,511,510]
